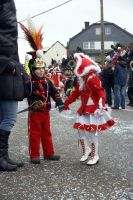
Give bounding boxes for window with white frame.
[90,41,95,49]
[105,27,111,35]
[96,27,101,35]
[94,41,117,50]
[83,42,89,49]
[83,41,95,50]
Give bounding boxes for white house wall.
[43,42,67,66]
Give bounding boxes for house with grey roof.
[67,21,133,62]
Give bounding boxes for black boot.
[0,129,24,168]
[44,155,60,161]
[0,130,17,171]
[130,99,133,107]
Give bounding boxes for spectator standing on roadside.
[0,0,29,171]
[101,60,114,107]
[127,61,133,107]
[112,57,128,109]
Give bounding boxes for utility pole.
[100,0,105,66]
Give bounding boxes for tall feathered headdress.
[19,18,45,69]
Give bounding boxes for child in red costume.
[28,55,64,164]
[51,66,66,96]
[63,53,115,165]
[19,20,64,164]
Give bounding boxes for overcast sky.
[14,0,133,63]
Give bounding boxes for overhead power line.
[19,0,72,22]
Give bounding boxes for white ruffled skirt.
[73,107,116,132]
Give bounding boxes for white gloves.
[94,108,103,116]
[94,98,104,116]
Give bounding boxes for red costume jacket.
[64,74,106,115]
[28,76,63,111]
[51,73,66,89]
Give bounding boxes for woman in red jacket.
[64,53,115,165]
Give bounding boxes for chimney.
[85,22,89,29]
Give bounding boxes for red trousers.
[28,111,54,159]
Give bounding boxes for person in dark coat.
[127,61,133,106]
[100,61,114,107]
[0,0,29,171]
[112,57,128,109]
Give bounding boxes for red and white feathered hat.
[19,18,45,69]
[74,53,101,77]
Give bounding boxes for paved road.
[0,100,133,200]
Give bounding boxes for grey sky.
[14,0,133,62]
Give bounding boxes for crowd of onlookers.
[99,44,133,109]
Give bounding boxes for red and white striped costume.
[65,73,115,132]
[64,53,116,165]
